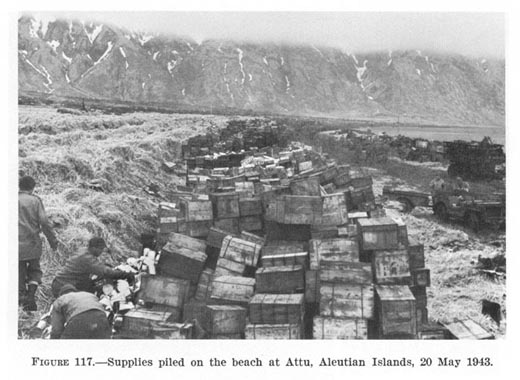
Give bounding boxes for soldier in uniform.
[19,176,58,311]
[50,284,111,339]
[51,237,134,298]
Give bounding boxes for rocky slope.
[18,15,505,125]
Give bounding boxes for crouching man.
[50,284,111,339]
[52,237,134,298]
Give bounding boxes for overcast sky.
[31,12,505,58]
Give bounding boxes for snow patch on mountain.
[47,40,60,53]
[29,18,40,38]
[81,41,113,78]
[312,45,324,58]
[237,48,246,85]
[86,24,103,44]
[138,34,154,46]
[263,56,268,66]
[153,51,160,61]
[62,51,72,64]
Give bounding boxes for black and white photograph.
[3,1,519,378]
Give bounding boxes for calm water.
[357,125,505,145]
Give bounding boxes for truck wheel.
[397,197,414,213]
[433,203,448,222]
[465,212,480,232]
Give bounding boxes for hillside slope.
[18,16,505,125]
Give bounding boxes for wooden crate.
[333,171,350,187]
[220,236,262,267]
[394,218,409,246]
[203,305,247,337]
[150,322,193,339]
[372,250,411,285]
[213,217,240,235]
[319,283,374,319]
[264,221,311,242]
[209,276,255,305]
[321,193,349,226]
[239,198,263,216]
[206,227,234,249]
[319,261,372,285]
[239,231,265,246]
[177,220,212,238]
[318,165,339,185]
[194,268,215,302]
[211,192,240,218]
[357,217,399,251]
[313,316,368,340]
[120,308,173,338]
[418,322,449,339]
[235,181,255,199]
[290,176,321,196]
[249,294,305,325]
[239,215,263,232]
[283,195,323,225]
[310,238,359,262]
[165,232,207,252]
[311,225,339,239]
[179,198,213,221]
[159,243,207,283]
[411,269,431,287]
[375,285,417,338]
[407,238,425,270]
[410,286,427,309]
[262,241,307,256]
[214,257,246,277]
[256,265,305,294]
[261,252,308,268]
[137,275,191,314]
[305,269,319,303]
[349,176,373,189]
[245,323,302,339]
[442,319,494,340]
[298,161,313,172]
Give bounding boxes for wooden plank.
[442,319,494,340]
[313,316,368,339]
[261,252,308,268]
[319,261,372,284]
[305,269,319,303]
[245,323,302,339]
[319,283,374,319]
[239,231,265,246]
[249,293,305,325]
[256,265,305,294]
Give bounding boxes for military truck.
[432,190,505,231]
[444,137,505,180]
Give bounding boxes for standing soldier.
[19,176,57,311]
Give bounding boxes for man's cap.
[59,284,77,297]
[88,237,107,249]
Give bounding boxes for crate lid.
[357,216,397,227]
[375,285,415,301]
